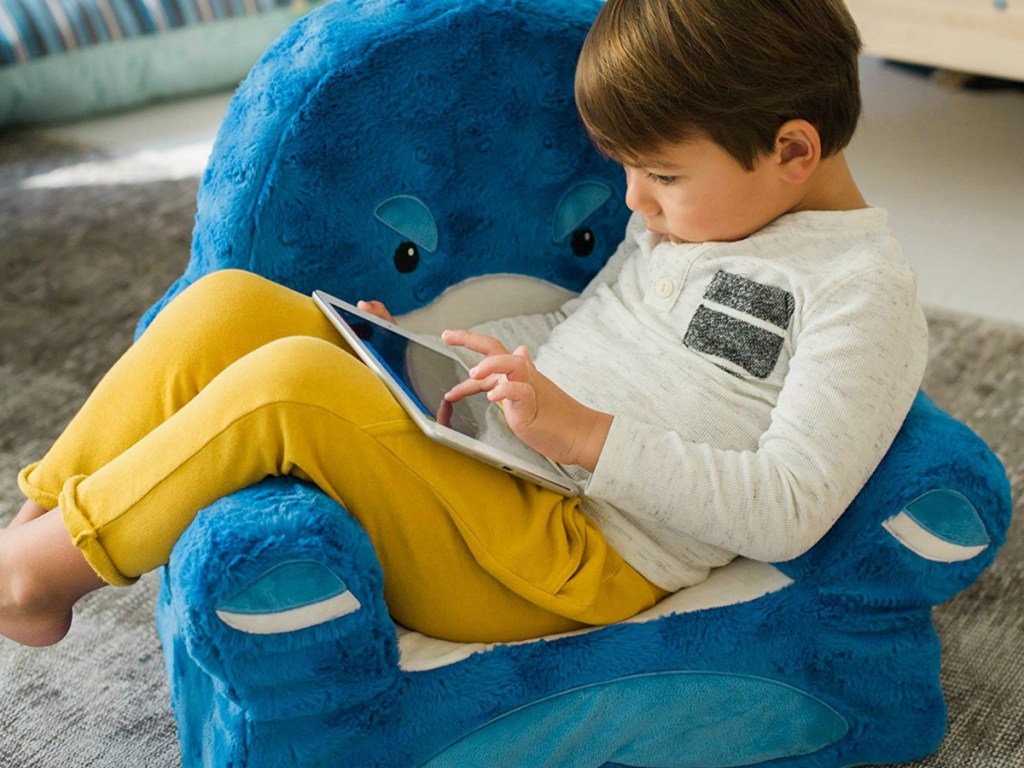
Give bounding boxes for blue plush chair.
[144,1,1013,766]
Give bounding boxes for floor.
[39,56,1024,326]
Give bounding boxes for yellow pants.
[18,269,664,642]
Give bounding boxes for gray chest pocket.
[684,271,794,379]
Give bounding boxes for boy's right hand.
[441,329,613,473]
[357,300,396,324]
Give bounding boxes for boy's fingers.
[470,355,527,381]
[442,329,508,356]
[445,373,505,401]
[488,379,533,407]
[356,300,395,322]
[445,378,487,403]
[447,369,517,404]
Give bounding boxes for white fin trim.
[216,591,362,634]
[883,511,988,563]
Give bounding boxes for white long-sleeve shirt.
[473,208,929,592]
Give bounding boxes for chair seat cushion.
[396,558,792,672]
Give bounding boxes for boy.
[0,0,926,647]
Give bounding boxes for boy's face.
[622,136,795,244]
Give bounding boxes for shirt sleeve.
[584,263,929,562]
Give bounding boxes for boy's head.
[575,0,863,171]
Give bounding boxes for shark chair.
[142,1,1014,766]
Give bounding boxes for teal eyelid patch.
[374,195,439,252]
[552,181,613,243]
[904,490,990,547]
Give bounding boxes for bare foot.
[6,499,48,528]
[0,509,106,647]
[0,556,73,647]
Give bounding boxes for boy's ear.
[774,119,821,184]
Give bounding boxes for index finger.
[441,329,509,357]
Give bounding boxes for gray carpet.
[0,129,1021,768]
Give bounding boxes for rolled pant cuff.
[17,462,61,509]
[59,475,137,587]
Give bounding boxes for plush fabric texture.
[143,1,1014,766]
[0,0,318,125]
[138,0,630,329]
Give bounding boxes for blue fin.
[422,672,847,767]
[216,560,361,634]
[884,490,990,562]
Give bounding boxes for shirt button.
[656,277,675,298]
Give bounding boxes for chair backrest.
[140,0,630,332]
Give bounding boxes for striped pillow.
[0,0,317,126]
[0,0,303,66]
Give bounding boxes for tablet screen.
[335,307,490,437]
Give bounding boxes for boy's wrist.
[574,409,613,473]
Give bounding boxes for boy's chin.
[658,231,689,245]
[643,221,692,244]
[644,223,687,244]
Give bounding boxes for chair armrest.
[157,477,400,721]
[780,392,1012,611]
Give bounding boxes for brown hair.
[575,0,863,170]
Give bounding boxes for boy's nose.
[624,169,659,216]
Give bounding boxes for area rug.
[0,129,1020,768]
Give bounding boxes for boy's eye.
[647,172,677,185]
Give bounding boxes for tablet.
[313,290,579,496]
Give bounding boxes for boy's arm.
[584,265,929,562]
